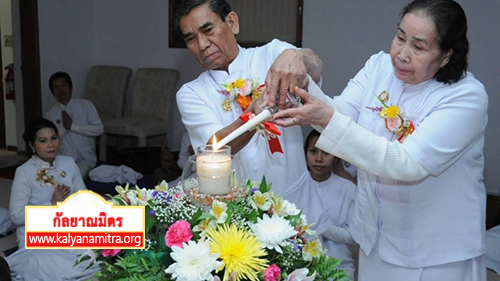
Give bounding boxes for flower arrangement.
[367,91,415,143]
[219,78,264,112]
[77,178,350,281]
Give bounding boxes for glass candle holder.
[196,145,232,195]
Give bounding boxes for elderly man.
[175,0,323,194]
[44,71,103,178]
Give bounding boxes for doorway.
[0,24,6,149]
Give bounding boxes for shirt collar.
[32,154,58,170]
[208,45,245,81]
[58,97,74,109]
[311,172,335,188]
[394,75,435,93]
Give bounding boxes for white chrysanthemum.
[282,200,300,216]
[165,240,223,281]
[250,214,297,253]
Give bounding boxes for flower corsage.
[36,168,57,186]
[219,78,264,112]
[367,91,415,143]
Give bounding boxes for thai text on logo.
[25,191,144,249]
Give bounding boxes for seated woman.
[283,130,356,277]
[6,118,98,280]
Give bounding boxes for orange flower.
[237,95,252,111]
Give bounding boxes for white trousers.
[359,248,486,281]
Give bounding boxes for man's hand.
[262,48,323,110]
[51,184,71,205]
[264,49,308,110]
[62,110,73,130]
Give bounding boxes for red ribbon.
[239,112,283,154]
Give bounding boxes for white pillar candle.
[213,108,273,150]
[196,145,232,195]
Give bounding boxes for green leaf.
[259,176,270,193]
[198,213,215,221]
[145,206,156,233]
[191,208,203,224]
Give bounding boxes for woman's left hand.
[272,86,334,128]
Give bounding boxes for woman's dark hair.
[402,0,468,84]
[23,118,58,144]
[49,71,73,92]
[174,0,232,35]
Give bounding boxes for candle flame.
[212,135,219,151]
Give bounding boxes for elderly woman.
[7,118,98,280]
[271,0,488,280]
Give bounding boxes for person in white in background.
[283,130,356,278]
[7,118,98,280]
[44,71,103,179]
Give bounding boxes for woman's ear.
[440,49,453,68]
[226,11,240,35]
[29,142,35,154]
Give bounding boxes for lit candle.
[213,107,275,150]
[196,145,232,195]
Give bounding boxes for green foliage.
[309,255,351,281]
[259,176,270,193]
[97,251,172,281]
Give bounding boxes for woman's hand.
[272,86,334,128]
[51,184,71,205]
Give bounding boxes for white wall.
[1,0,17,148]
[13,0,499,193]
[302,0,500,194]
[38,1,96,112]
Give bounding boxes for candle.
[196,145,232,195]
[213,108,274,150]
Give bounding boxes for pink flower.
[264,264,281,281]
[386,117,402,132]
[102,249,121,257]
[239,80,252,96]
[165,220,193,248]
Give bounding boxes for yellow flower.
[233,79,245,89]
[386,105,400,119]
[206,224,268,281]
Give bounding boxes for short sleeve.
[84,100,102,125]
[265,39,298,63]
